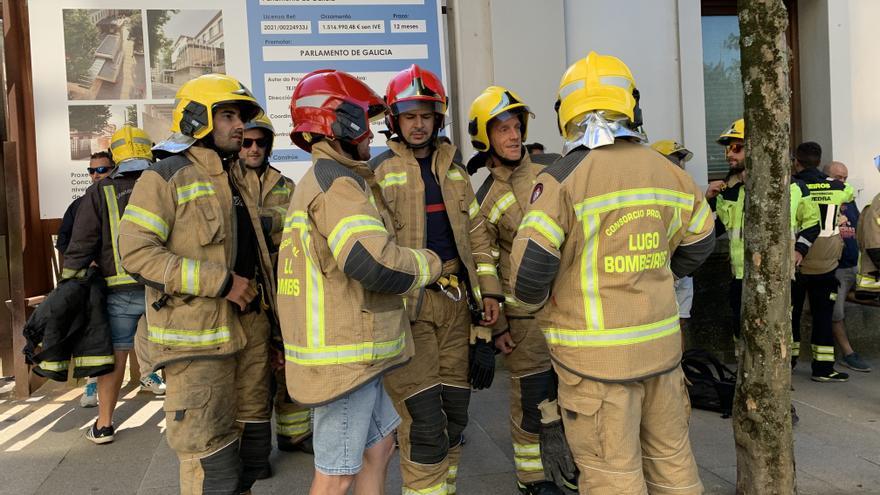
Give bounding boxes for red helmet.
[384,64,448,135]
[289,69,386,152]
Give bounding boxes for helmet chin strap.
[490,145,524,167]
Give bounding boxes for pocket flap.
[163,384,211,412]
[558,393,602,417]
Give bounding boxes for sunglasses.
[87,166,112,174]
[726,143,744,153]
[242,137,270,149]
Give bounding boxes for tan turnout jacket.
[369,139,503,320]
[276,141,442,406]
[509,141,715,382]
[119,146,276,369]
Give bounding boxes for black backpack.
[681,349,736,418]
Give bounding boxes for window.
[701,0,799,179]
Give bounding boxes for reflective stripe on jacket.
[62,172,142,290]
[369,139,502,321]
[509,141,715,382]
[856,193,880,292]
[276,141,442,406]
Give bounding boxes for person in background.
[525,142,545,156]
[824,161,871,372]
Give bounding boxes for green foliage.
[147,10,178,69]
[125,105,138,126]
[63,10,101,84]
[128,11,144,52]
[69,105,112,135]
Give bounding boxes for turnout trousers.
[504,317,553,484]
[384,289,471,495]
[556,365,702,495]
[162,310,272,495]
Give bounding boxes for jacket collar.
[795,167,828,182]
[186,146,226,176]
[386,138,457,168]
[311,141,374,180]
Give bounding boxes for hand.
[840,225,856,239]
[226,274,257,311]
[480,297,500,325]
[538,399,578,489]
[705,180,725,199]
[269,346,285,371]
[794,250,803,267]
[494,330,516,355]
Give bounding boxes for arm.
[118,170,232,298]
[509,178,571,313]
[671,187,716,278]
[794,196,820,256]
[314,176,442,294]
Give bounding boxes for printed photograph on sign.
[147,10,225,99]
[63,9,147,100]
[141,104,175,144]
[68,104,138,161]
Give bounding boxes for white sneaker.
[80,378,98,408]
[139,372,166,395]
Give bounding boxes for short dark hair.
[90,151,113,163]
[525,143,545,153]
[795,141,822,169]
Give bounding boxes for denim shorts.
[106,288,145,351]
[833,266,857,321]
[312,376,401,475]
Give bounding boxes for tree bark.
[734,1,797,493]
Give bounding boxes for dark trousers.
[792,271,839,375]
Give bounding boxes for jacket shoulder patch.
[475,176,495,206]
[368,149,395,171]
[542,148,589,183]
[314,159,366,192]
[149,154,193,182]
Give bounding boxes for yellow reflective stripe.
[277,423,311,435]
[544,315,680,347]
[276,410,311,435]
[666,208,682,240]
[687,200,711,234]
[147,326,231,346]
[278,410,311,422]
[328,215,387,259]
[489,192,516,224]
[181,258,201,295]
[472,285,482,302]
[271,206,288,217]
[504,294,520,307]
[303,226,325,348]
[409,248,431,290]
[513,443,540,456]
[284,211,308,233]
[62,267,87,280]
[447,465,458,478]
[575,188,695,218]
[122,205,170,241]
[73,355,115,367]
[446,168,464,181]
[581,214,604,329]
[284,333,405,365]
[176,181,215,205]
[514,457,545,471]
[520,211,565,248]
[38,360,69,371]
[105,274,137,286]
[378,171,407,189]
[403,481,447,495]
[476,263,498,277]
[103,185,128,279]
[468,199,479,220]
[812,345,835,361]
[271,184,291,196]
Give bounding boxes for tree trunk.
[734,1,797,494]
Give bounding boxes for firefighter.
[509,52,715,493]
[61,125,156,444]
[855,159,880,300]
[466,86,562,495]
[235,113,312,454]
[706,120,820,353]
[118,73,279,494]
[791,141,854,381]
[278,68,443,495]
[370,64,503,495]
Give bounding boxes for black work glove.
[468,325,496,390]
[538,399,578,490]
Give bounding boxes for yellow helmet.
[556,51,642,140]
[717,118,745,144]
[110,125,153,164]
[244,111,275,155]
[171,73,260,139]
[467,86,531,152]
[651,140,693,164]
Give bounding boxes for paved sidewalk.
[1,362,879,494]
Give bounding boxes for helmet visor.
[391,100,445,116]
